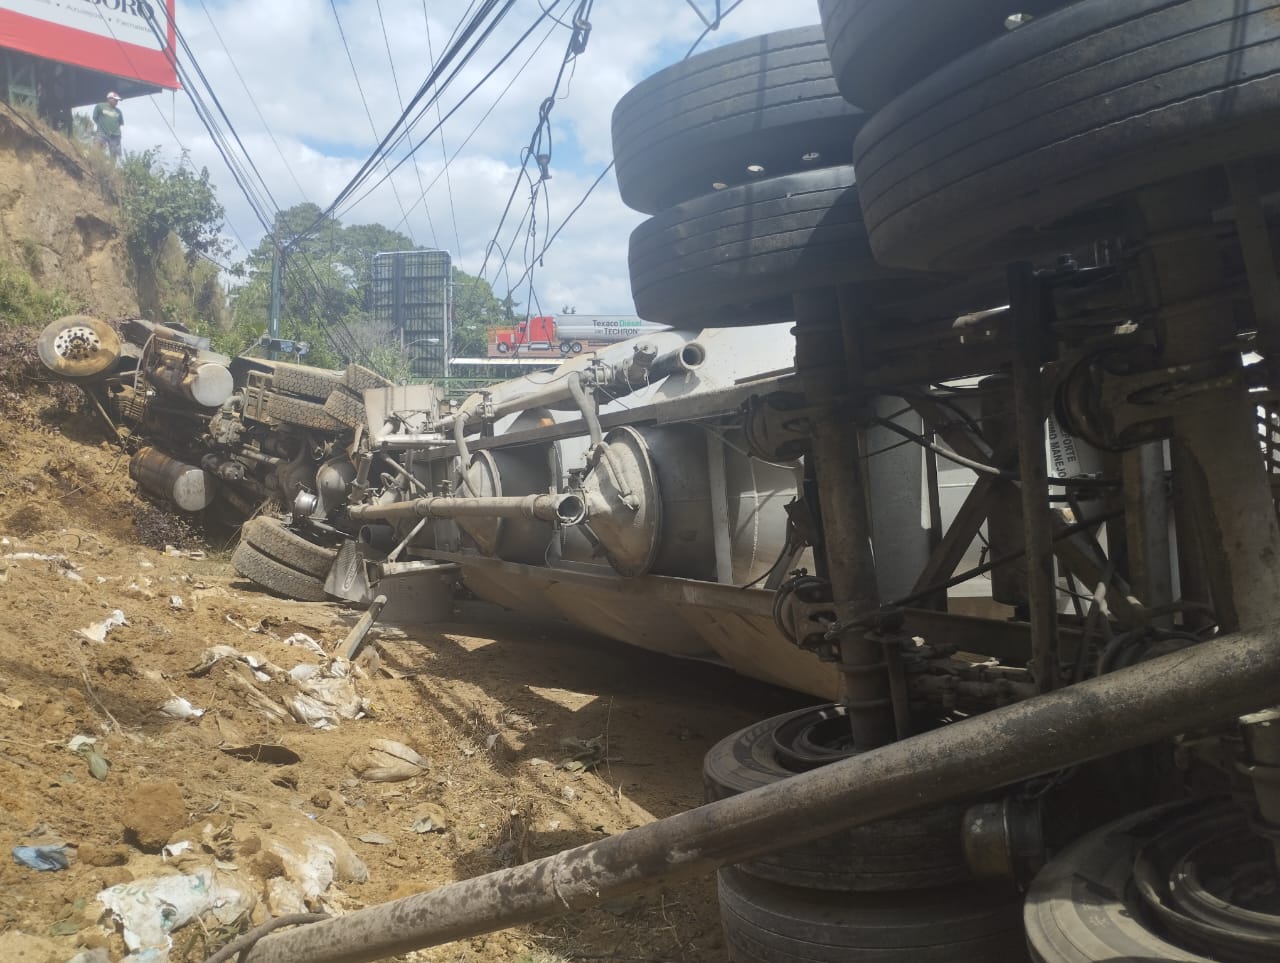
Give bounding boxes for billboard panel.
[0,1,178,89]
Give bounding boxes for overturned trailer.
[332,322,954,700]
[240,6,1280,963]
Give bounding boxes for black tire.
[854,0,1280,271]
[242,516,337,580]
[344,363,392,392]
[704,707,971,891]
[36,315,121,382]
[264,391,346,432]
[719,867,1028,963]
[817,0,1067,111]
[569,342,582,354]
[269,362,344,401]
[496,342,509,354]
[323,386,367,431]
[1025,802,1234,963]
[611,26,865,214]
[629,166,914,327]
[231,541,329,602]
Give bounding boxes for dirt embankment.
[0,338,808,962]
[0,104,138,319]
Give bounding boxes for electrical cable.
[330,0,419,246]
[315,0,518,228]
[387,15,562,236]
[422,0,462,256]
[333,1,567,225]
[195,0,309,201]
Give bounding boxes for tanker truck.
[489,314,671,356]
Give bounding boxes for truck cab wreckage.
[35,4,1280,961]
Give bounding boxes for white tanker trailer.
[333,323,937,698]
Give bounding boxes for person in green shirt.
[92,92,123,160]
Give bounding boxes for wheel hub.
[53,324,102,361]
[1133,802,1280,960]
[772,704,858,773]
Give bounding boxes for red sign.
[0,1,178,90]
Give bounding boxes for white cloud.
[91,0,819,313]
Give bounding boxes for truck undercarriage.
[36,3,1280,960]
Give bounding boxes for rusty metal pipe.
[347,493,586,526]
[242,624,1280,963]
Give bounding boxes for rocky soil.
[0,330,810,963]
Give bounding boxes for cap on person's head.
[106,92,120,101]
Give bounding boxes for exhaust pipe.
[347,492,586,527]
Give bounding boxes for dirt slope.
[0,104,138,319]
[0,338,809,962]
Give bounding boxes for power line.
[505,0,751,314]
[194,0,309,202]
[479,0,592,293]
[332,1,568,224]
[329,0,418,246]
[422,0,462,257]
[386,14,563,237]
[378,0,438,248]
[313,0,516,228]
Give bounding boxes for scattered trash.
[348,739,430,782]
[220,743,301,766]
[67,735,110,781]
[168,595,184,610]
[158,696,204,720]
[3,552,69,563]
[287,673,366,730]
[283,632,326,656]
[250,804,368,907]
[67,949,110,963]
[76,609,128,644]
[357,832,394,846]
[557,735,610,772]
[11,845,69,871]
[410,805,449,834]
[160,840,192,861]
[98,868,253,959]
[163,545,206,559]
[190,645,281,681]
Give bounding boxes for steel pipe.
[243,623,1280,963]
[347,492,586,526]
[437,331,700,433]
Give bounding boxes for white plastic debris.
[283,633,326,656]
[161,840,193,861]
[169,595,184,610]
[98,868,253,959]
[158,696,204,720]
[77,610,128,644]
[348,739,430,782]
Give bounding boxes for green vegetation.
[223,201,512,378]
[119,148,227,264]
[0,259,74,328]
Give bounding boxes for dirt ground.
[0,335,812,963]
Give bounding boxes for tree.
[119,149,227,263]
[227,204,416,373]
[452,267,511,356]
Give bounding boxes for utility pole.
[267,237,283,360]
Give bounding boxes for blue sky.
[79,0,818,314]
